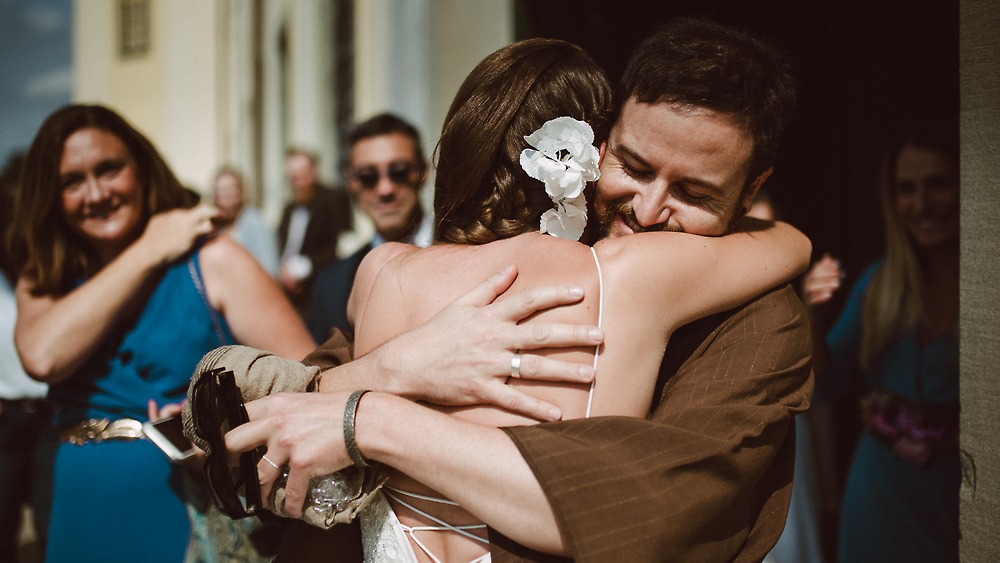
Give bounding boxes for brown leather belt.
[60,418,145,445]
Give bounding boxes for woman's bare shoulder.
[358,242,421,278]
[198,235,250,265]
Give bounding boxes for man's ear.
[741,167,773,214]
[598,141,607,165]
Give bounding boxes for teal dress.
[817,261,959,563]
[46,252,234,563]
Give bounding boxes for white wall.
[72,0,516,227]
[353,0,513,218]
[73,0,217,192]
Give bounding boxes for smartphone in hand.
[143,415,196,462]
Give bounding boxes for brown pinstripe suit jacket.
[281,283,812,562]
[491,283,813,562]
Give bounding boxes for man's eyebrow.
[613,142,726,196]
[611,142,652,170]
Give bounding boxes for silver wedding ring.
[262,455,280,470]
[510,352,522,378]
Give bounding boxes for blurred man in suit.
[277,149,353,314]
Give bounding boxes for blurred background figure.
[211,167,280,277]
[0,153,55,563]
[277,149,353,315]
[7,104,315,562]
[306,113,431,343]
[751,191,824,563]
[804,117,959,563]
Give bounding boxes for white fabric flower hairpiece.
[519,116,601,241]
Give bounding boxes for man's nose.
[632,187,671,227]
[374,174,397,197]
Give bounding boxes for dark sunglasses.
[190,368,264,519]
[348,162,420,190]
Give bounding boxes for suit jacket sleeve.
[305,245,374,343]
[493,284,814,563]
[302,328,355,373]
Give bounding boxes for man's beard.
[596,201,681,239]
[596,201,741,239]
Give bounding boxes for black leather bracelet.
[343,389,371,468]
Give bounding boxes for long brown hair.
[6,104,196,295]
[434,38,613,244]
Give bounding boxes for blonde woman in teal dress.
[804,118,959,562]
[8,105,315,562]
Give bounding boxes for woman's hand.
[147,399,183,421]
[15,204,222,384]
[802,253,844,306]
[225,391,355,517]
[802,253,845,374]
[137,204,221,266]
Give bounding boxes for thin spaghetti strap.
[585,246,604,418]
[187,253,230,345]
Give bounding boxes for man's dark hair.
[620,18,797,182]
[347,113,425,169]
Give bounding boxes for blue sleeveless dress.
[46,252,234,563]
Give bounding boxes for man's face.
[346,132,423,241]
[212,172,244,223]
[286,153,318,203]
[595,98,769,238]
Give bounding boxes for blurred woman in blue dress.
[7,104,315,562]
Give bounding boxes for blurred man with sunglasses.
[306,114,432,342]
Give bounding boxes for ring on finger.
[262,455,280,471]
[511,352,522,378]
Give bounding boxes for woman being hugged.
[7,104,314,561]
[316,38,810,562]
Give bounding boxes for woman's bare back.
[352,232,671,427]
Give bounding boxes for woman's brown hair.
[433,38,613,244]
[6,104,197,295]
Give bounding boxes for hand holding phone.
[143,415,197,462]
